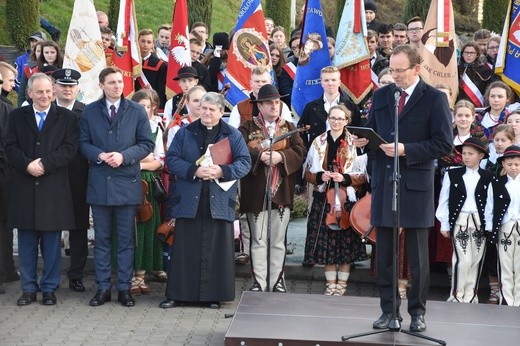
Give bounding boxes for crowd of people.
[0,1,519,335]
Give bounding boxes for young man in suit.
[5,73,79,306]
[80,67,154,307]
[52,68,89,293]
[354,44,453,332]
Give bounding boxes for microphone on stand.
[394,89,401,105]
[269,126,275,141]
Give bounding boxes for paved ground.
[1,219,459,345]
[0,262,455,346]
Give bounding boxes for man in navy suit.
[354,44,452,332]
[80,67,154,307]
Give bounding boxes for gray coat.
[79,97,154,206]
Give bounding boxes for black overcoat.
[367,80,453,228]
[5,104,78,230]
[64,100,90,230]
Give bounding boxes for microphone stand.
[264,129,275,292]
[341,90,446,345]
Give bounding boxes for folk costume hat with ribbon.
[455,137,489,159]
[173,66,200,80]
[497,145,520,163]
[251,84,288,103]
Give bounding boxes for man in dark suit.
[80,67,154,307]
[298,66,361,151]
[0,72,15,294]
[354,44,452,332]
[52,68,89,293]
[5,73,78,306]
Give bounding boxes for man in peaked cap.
[52,68,91,294]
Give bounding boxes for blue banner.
[497,1,520,94]
[291,0,332,117]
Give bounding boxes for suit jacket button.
[36,141,41,145]
[35,181,39,186]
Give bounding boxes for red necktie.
[110,105,116,122]
[398,91,408,115]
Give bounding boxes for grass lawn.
[0,0,245,47]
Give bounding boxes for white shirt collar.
[402,77,420,98]
[33,106,51,115]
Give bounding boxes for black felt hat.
[455,137,489,159]
[497,145,520,163]
[173,66,200,80]
[251,84,288,103]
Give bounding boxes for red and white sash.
[461,72,484,107]
[282,62,296,81]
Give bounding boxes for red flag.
[166,0,190,98]
[113,0,142,97]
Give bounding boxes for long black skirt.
[165,200,235,302]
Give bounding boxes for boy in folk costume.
[436,137,492,303]
[485,145,520,306]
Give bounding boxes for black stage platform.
[225,292,519,345]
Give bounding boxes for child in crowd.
[480,124,515,303]
[485,145,520,306]
[436,138,492,303]
[505,110,520,145]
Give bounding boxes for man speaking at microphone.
[353,44,452,332]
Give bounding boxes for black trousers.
[376,227,430,316]
[67,229,88,280]
[0,220,16,283]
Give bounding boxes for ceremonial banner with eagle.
[419,0,458,105]
[224,0,271,106]
[166,0,191,98]
[63,0,106,104]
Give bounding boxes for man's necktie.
[36,111,46,131]
[110,105,116,122]
[398,91,408,115]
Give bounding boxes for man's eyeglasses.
[408,27,423,32]
[388,66,414,74]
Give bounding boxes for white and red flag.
[112,0,142,97]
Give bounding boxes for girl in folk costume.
[479,124,515,304]
[439,100,487,172]
[130,89,166,293]
[436,138,492,303]
[303,105,368,296]
[481,125,515,176]
[475,81,513,141]
[505,111,520,145]
[485,145,520,306]
[457,41,496,107]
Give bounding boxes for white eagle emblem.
[170,33,191,66]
